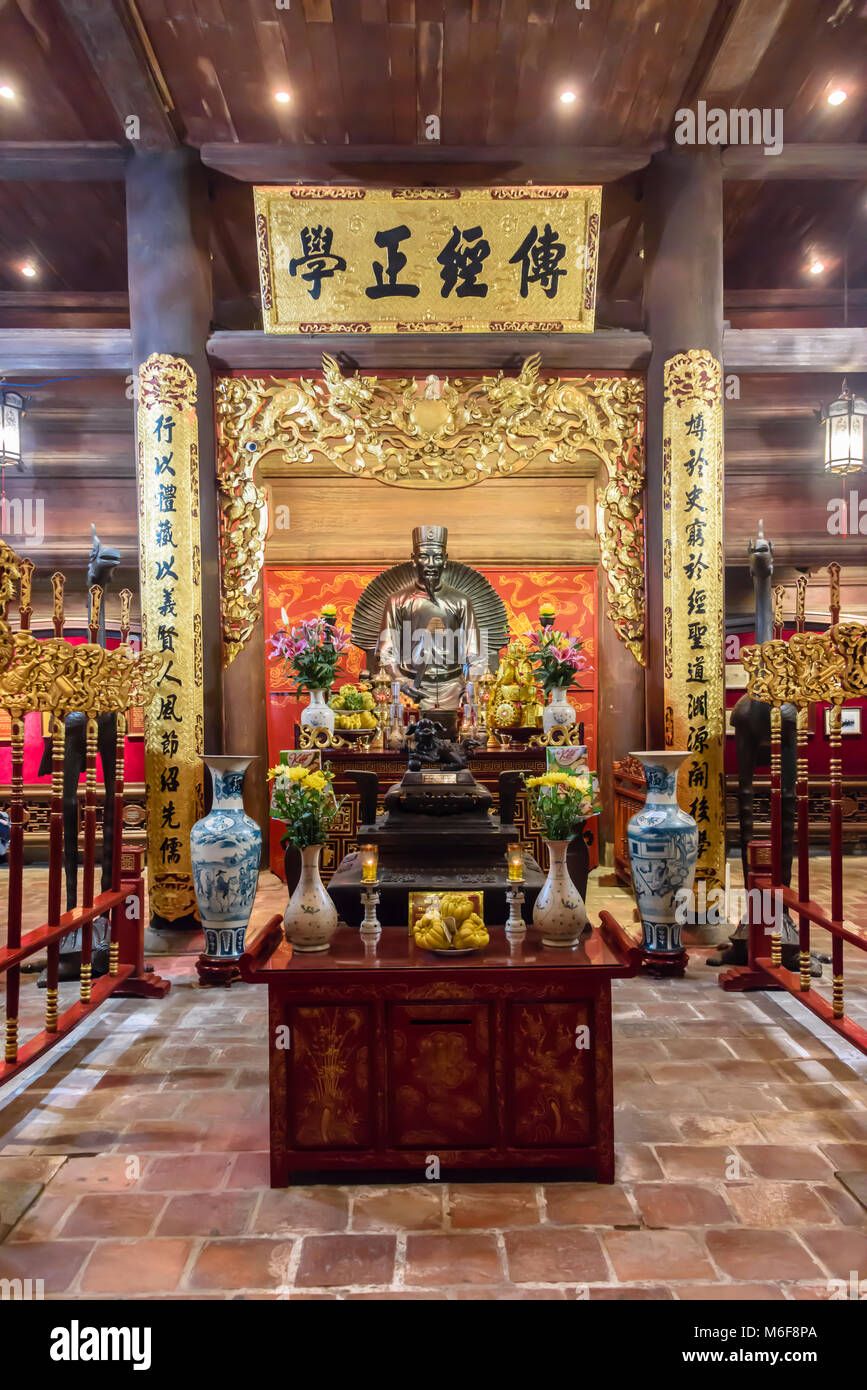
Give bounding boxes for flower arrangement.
[522,623,588,697]
[524,769,601,840]
[268,605,350,694]
[267,762,344,848]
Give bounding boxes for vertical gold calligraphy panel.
[136,354,204,925]
[662,350,725,891]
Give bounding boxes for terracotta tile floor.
[0,859,865,1300]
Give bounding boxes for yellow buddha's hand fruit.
[413,911,450,950]
[437,892,474,924]
[359,711,377,729]
[454,913,489,949]
[361,693,375,711]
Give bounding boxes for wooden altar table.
[240,916,638,1187]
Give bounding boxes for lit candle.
[360,844,379,883]
[506,847,524,883]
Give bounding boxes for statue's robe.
[379,582,482,711]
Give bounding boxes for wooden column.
[223,614,270,845]
[644,148,724,747]
[597,558,645,858]
[127,149,222,744]
[127,150,222,930]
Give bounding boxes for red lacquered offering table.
[240,917,638,1186]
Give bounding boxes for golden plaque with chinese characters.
[662,350,725,892]
[254,186,601,334]
[136,354,205,926]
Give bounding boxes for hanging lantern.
[820,379,866,475]
[0,387,25,468]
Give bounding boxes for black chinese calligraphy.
[509,223,567,299]
[437,224,490,298]
[289,225,347,301]
[365,225,419,299]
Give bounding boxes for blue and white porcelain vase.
[300,688,335,734]
[191,755,261,962]
[626,751,698,956]
[542,686,577,735]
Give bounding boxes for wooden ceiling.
[0,0,864,305]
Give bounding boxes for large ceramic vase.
[533,838,588,948]
[190,755,261,962]
[300,688,335,734]
[626,751,698,956]
[283,843,338,952]
[542,686,577,735]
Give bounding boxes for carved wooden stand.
[639,946,688,978]
[194,956,242,988]
[241,915,638,1187]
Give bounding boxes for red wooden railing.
[1,546,170,1087]
[720,568,867,1054]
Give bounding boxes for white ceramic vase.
[283,843,338,953]
[532,838,588,948]
[542,685,577,735]
[300,688,335,734]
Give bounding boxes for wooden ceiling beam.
[205,329,653,372]
[0,143,129,180]
[723,327,867,372]
[0,326,860,377]
[198,142,660,185]
[722,144,867,179]
[701,0,792,101]
[725,288,867,309]
[0,330,132,373]
[0,292,129,310]
[61,0,178,151]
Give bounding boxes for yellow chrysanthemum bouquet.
[524,768,601,841]
[267,762,344,848]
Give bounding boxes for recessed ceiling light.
[808,260,825,275]
[827,88,848,105]
[19,262,37,278]
[274,90,291,105]
[0,86,15,101]
[559,89,577,105]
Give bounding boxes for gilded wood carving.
[215,359,646,667]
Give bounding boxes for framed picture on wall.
[823,706,862,737]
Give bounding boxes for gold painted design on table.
[661,350,724,890]
[136,353,205,923]
[254,185,601,334]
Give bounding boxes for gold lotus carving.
[215,357,646,666]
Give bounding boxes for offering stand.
[240,914,639,1187]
